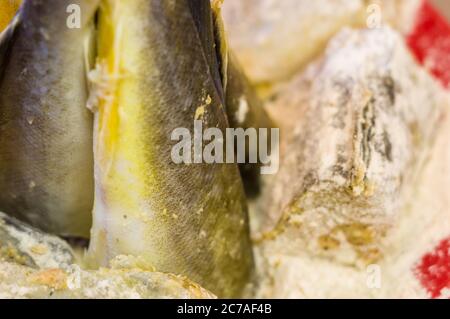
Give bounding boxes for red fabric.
[406,0,450,88]
[415,237,450,298]
[408,2,450,298]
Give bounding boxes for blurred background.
[433,0,450,20]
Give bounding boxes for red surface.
[409,2,450,298]
[415,237,450,298]
[406,0,450,88]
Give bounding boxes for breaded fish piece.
[0,211,74,269]
[0,259,216,299]
[258,27,447,267]
[221,0,422,85]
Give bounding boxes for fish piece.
[0,0,21,32]
[211,3,276,197]
[255,94,450,298]
[370,0,424,33]
[257,27,447,267]
[0,0,99,237]
[221,0,365,84]
[225,53,276,197]
[87,0,254,298]
[0,259,216,299]
[380,104,450,298]
[221,0,423,85]
[225,53,274,141]
[0,211,74,269]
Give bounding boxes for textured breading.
[0,259,216,299]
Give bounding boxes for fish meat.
[87,0,254,298]
[0,0,99,237]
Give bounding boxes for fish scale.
[0,0,99,237]
[86,0,254,298]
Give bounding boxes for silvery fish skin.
[0,211,74,269]
[0,0,99,237]
[87,0,254,298]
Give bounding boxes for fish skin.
[210,3,276,197]
[87,0,254,298]
[225,53,276,197]
[0,0,99,237]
